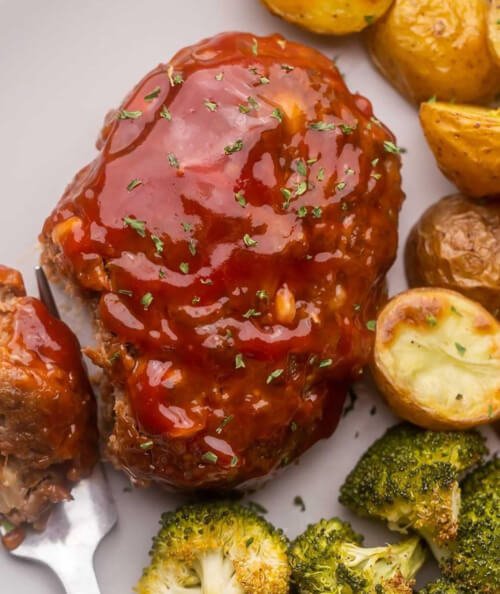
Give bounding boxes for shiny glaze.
[43,33,403,488]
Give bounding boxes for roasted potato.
[365,0,500,104]
[405,194,500,315]
[260,0,394,35]
[372,288,500,430]
[420,102,500,198]
[488,1,500,66]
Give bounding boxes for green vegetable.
[135,502,290,594]
[290,517,426,593]
[339,424,487,556]
[418,579,463,593]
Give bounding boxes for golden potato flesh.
[365,0,500,104]
[405,195,500,315]
[488,1,500,66]
[260,0,394,35]
[420,102,500,198]
[372,288,500,430]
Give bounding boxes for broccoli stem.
[193,550,244,594]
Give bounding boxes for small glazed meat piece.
[0,266,97,548]
[41,33,404,490]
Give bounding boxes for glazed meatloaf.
[41,32,404,490]
[0,266,97,548]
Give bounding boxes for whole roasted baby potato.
[405,194,500,315]
[365,0,500,104]
[420,102,500,198]
[260,0,394,35]
[372,288,500,430]
[488,1,500,66]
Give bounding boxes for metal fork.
[2,266,118,594]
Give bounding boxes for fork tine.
[35,266,61,320]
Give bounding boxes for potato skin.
[365,0,500,104]
[405,194,500,315]
[260,0,394,35]
[420,102,500,198]
[372,288,500,430]
[488,1,500,67]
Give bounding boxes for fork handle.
[52,557,101,594]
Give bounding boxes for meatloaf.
[0,266,97,548]
[41,32,404,490]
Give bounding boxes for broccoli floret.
[440,458,500,593]
[418,578,463,593]
[290,517,426,593]
[339,423,487,555]
[135,502,290,594]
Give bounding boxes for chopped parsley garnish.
[126,178,142,192]
[336,181,347,191]
[188,239,197,256]
[297,206,308,218]
[151,235,164,254]
[108,352,120,364]
[295,181,307,196]
[192,296,201,304]
[243,234,257,247]
[234,191,247,207]
[309,121,335,131]
[293,495,306,512]
[243,308,261,319]
[168,152,179,168]
[427,95,437,103]
[235,353,246,369]
[140,441,154,451]
[123,216,146,237]
[224,139,244,155]
[258,76,270,85]
[160,105,172,121]
[312,207,322,219]
[144,86,161,102]
[215,72,224,81]
[317,167,325,182]
[141,292,154,310]
[179,262,189,274]
[364,15,375,24]
[251,37,258,55]
[281,63,294,72]
[266,368,284,384]
[216,415,234,433]
[118,289,133,297]
[366,320,377,331]
[451,305,462,316]
[256,289,268,300]
[167,67,184,86]
[271,108,283,123]
[455,342,466,356]
[281,187,292,208]
[230,455,239,467]
[296,159,307,176]
[339,123,356,135]
[117,109,142,120]
[200,278,213,285]
[158,269,166,279]
[319,358,332,368]
[383,141,405,154]
[426,314,437,326]
[371,172,382,180]
[181,221,193,233]
[202,452,218,464]
[290,421,298,432]
[353,303,361,311]
[371,158,380,166]
[204,99,218,112]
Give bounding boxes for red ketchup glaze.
[42,33,404,489]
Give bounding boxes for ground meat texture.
[0,266,97,547]
[41,33,404,490]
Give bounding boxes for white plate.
[0,1,496,592]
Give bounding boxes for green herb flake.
[200,278,213,285]
[319,358,332,368]
[312,206,322,219]
[309,121,335,131]
[144,86,161,102]
[296,159,307,176]
[168,152,179,168]
[118,289,133,297]
[181,222,193,233]
[251,37,258,56]
[451,305,462,317]
[281,187,292,208]
[290,421,298,432]
[455,342,466,356]
[383,141,405,154]
[371,172,382,180]
[317,167,325,182]
[192,296,201,305]
[246,537,254,548]
[427,95,437,103]
[243,234,257,247]
[266,368,284,384]
[141,292,154,310]
[366,320,377,332]
[234,190,247,208]
[297,206,308,218]
[353,303,361,311]
[339,123,356,135]
[364,15,375,24]
[202,451,218,464]
[126,178,142,192]
[293,495,306,512]
[256,289,268,300]
[179,262,189,274]
[243,308,261,319]
[224,139,244,155]
[258,76,270,85]
[158,269,166,279]
[271,108,283,123]
[204,99,218,112]
[235,353,246,369]
[140,441,154,451]
[216,415,234,434]
[488,404,493,419]
[336,181,347,191]
[160,105,172,121]
[281,63,294,72]
[248,96,259,109]
[188,239,197,256]
[230,455,239,467]
[151,235,164,254]
[117,109,142,120]
[123,216,146,237]
[371,158,380,167]
[295,181,307,197]
[426,314,437,327]
[108,351,120,364]
[215,72,224,81]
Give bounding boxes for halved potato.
[260,0,394,35]
[372,288,500,430]
[420,102,500,198]
[488,1,500,66]
[365,0,500,104]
